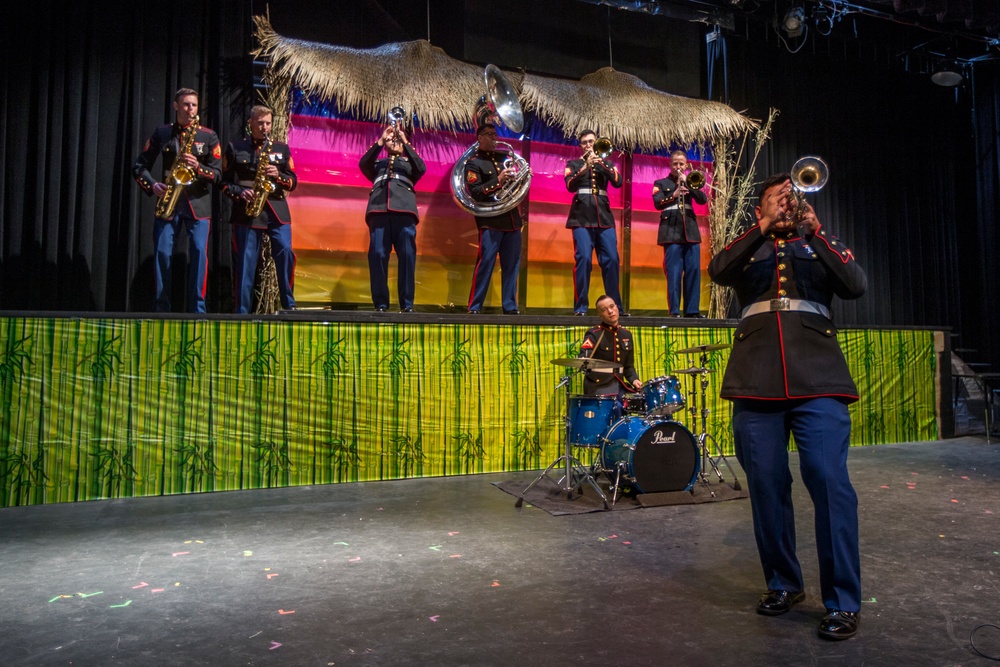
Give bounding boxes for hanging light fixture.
[931,60,963,86]
[781,7,807,38]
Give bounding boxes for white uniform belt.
[373,173,413,187]
[741,298,831,320]
[589,367,617,374]
[577,189,608,196]
[663,204,680,211]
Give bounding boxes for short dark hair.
[757,173,791,207]
[671,150,687,159]
[578,129,596,140]
[477,122,496,135]
[174,87,198,102]
[595,294,614,309]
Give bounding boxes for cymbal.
[672,367,717,376]
[550,357,623,370]
[676,342,732,354]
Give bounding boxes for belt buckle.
[769,298,790,312]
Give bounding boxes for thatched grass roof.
[523,67,757,151]
[253,16,756,149]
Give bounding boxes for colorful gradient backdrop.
[288,115,712,312]
[0,317,939,507]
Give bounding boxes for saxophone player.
[222,105,298,313]
[132,87,222,313]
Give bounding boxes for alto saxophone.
[155,116,200,219]
[245,134,276,219]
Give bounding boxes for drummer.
[580,294,642,396]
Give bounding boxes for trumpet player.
[222,105,298,313]
[132,87,222,313]
[359,117,426,312]
[565,130,624,316]
[708,173,867,640]
[652,151,708,317]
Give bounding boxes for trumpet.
[386,106,407,141]
[778,156,829,224]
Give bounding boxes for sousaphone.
[450,65,532,216]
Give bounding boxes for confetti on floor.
[269,641,282,650]
[110,600,132,608]
[429,615,440,622]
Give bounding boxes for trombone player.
[565,130,624,316]
[652,150,708,317]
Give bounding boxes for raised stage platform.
[0,311,948,508]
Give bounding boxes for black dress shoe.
[684,313,705,318]
[401,307,413,313]
[818,610,859,640]
[756,590,805,616]
[375,306,387,312]
[620,311,631,317]
[573,311,587,316]
[503,309,520,315]
[467,309,481,314]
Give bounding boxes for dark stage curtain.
[2,1,257,312]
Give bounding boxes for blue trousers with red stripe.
[732,397,861,612]
[154,213,209,313]
[572,226,622,314]
[468,228,520,312]
[232,222,296,313]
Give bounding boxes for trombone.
[584,136,614,161]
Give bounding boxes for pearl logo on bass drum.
[651,429,677,445]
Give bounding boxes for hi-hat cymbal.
[550,357,622,370]
[672,367,717,376]
[676,342,731,354]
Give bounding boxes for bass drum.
[600,417,699,493]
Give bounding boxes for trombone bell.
[593,137,613,159]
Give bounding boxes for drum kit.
[515,343,741,509]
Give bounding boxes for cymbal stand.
[516,365,610,509]
[686,351,741,495]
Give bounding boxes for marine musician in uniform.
[222,105,298,313]
[580,294,642,396]
[132,87,222,313]
[565,130,624,316]
[708,172,866,640]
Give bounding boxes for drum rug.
[493,476,747,516]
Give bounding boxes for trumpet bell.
[387,106,407,127]
[791,156,828,193]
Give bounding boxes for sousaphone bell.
[450,65,533,216]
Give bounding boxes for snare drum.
[600,417,699,493]
[567,395,621,447]
[640,376,685,417]
[621,393,648,415]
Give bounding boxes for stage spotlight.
[930,60,963,87]
[781,7,806,38]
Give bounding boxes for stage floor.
[2,438,998,666]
